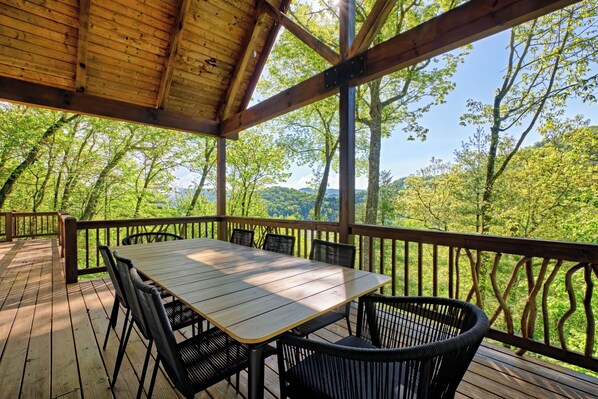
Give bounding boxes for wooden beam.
[221,0,579,136]
[263,0,340,65]
[348,0,397,57]
[0,76,220,136]
[239,0,293,111]
[156,0,192,109]
[218,2,268,120]
[75,0,92,92]
[216,137,227,241]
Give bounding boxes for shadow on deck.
[0,240,596,399]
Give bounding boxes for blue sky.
[282,31,598,190]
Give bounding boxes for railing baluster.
[432,244,438,297]
[418,242,423,297]
[404,241,409,296]
[391,239,396,296]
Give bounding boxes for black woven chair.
[291,239,356,337]
[99,245,130,351]
[230,228,254,247]
[130,267,276,398]
[278,295,489,399]
[122,232,183,246]
[112,254,203,398]
[263,233,295,255]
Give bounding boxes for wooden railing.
[60,214,598,371]
[1,211,60,241]
[71,216,220,277]
[350,223,598,371]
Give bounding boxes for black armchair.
[291,239,356,336]
[278,295,489,399]
[122,232,183,245]
[263,233,295,255]
[230,228,254,247]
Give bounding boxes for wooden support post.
[216,137,228,241]
[5,211,14,242]
[338,0,356,244]
[64,216,78,284]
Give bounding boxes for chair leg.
[346,315,353,336]
[112,318,134,385]
[147,355,161,399]
[136,339,154,399]
[103,297,120,349]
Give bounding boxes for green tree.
[227,129,291,217]
[460,1,598,233]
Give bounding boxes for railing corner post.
[64,215,78,284]
[5,211,14,242]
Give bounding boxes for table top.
[114,238,390,344]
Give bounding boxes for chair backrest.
[230,228,254,247]
[112,253,151,339]
[99,245,128,309]
[278,295,489,399]
[122,232,183,246]
[130,268,194,397]
[262,233,295,255]
[309,239,356,268]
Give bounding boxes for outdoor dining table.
[114,237,391,399]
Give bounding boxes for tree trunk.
[186,144,215,216]
[0,114,79,208]
[365,80,383,225]
[313,139,338,221]
[80,130,134,220]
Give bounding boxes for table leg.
[248,344,265,399]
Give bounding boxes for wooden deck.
[0,240,596,399]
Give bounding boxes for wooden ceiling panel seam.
[0,25,77,56]
[169,81,224,100]
[86,69,160,93]
[0,34,77,65]
[85,84,157,107]
[89,62,162,86]
[0,45,76,74]
[0,3,78,38]
[87,52,163,81]
[181,28,239,64]
[89,10,171,48]
[196,0,256,28]
[96,0,175,34]
[0,14,78,47]
[1,0,79,28]
[87,33,167,64]
[101,0,178,26]
[0,69,74,91]
[87,73,159,95]
[87,46,165,74]
[139,0,180,17]
[88,20,170,59]
[171,71,229,95]
[175,49,235,76]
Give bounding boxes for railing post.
[5,211,14,242]
[64,215,78,284]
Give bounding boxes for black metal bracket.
[324,54,367,89]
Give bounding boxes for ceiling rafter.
[0,77,220,136]
[218,1,269,120]
[156,0,193,109]
[221,0,580,137]
[75,0,92,93]
[263,0,340,65]
[239,0,293,111]
[349,0,397,57]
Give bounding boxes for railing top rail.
[223,215,340,231]
[2,211,59,216]
[76,215,221,229]
[350,223,598,264]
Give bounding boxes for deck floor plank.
[0,239,596,399]
[21,249,53,398]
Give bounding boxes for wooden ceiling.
[0,0,580,138]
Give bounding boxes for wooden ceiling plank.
[263,0,340,65]
[217,2,268,120]
[156,0,193,108]
[75,0,91,92]
[240,0,293,110]
[222,0,580,136]
[0,76,219,136]
[349,0,397,57]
